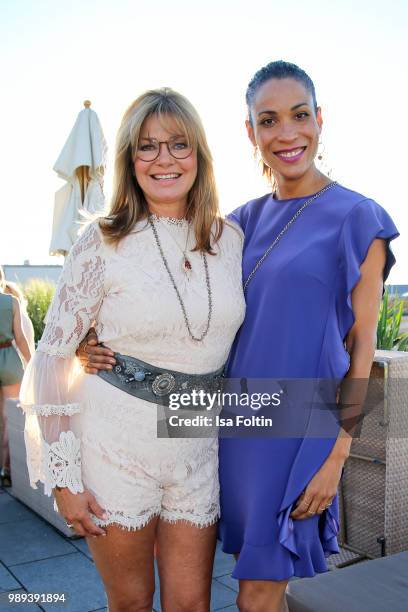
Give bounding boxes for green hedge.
[377,289,408,351]
[24,280,55,345]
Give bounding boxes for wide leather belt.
[98,352,225,406]
[0,341,12,349]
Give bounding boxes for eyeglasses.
[136,136,193,162]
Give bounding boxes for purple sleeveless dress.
[218,183,399,580]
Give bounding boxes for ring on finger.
[66,522,74,528]
[307,510,315,515]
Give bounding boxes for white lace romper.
[21,217,245,529]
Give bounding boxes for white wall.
[3,265,62,286]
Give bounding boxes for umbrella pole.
[76,166,90,205]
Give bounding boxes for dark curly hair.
[246,60,318,124]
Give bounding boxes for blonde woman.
[21,89,245,612]
[0,267,32,486]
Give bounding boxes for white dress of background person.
[16,302,34,363]
[4,282,35,363]
[49,101,108,257]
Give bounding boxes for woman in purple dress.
[218,61,398,611]
[77,62,399,611]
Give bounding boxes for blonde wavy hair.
[5,280,27,309]
[100,88,223,253]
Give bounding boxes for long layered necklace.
[150,214,193,276]
[148,215,212,342]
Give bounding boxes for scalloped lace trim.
[93,509,161,531]
[92,507,220,531]
[22,403,81,416]
[44,431,84,496]
[160,507,220,529]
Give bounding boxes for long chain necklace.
[243,181,337,292]
[182,223,192,273]
[150,214,192,274]
[149,216,212,342]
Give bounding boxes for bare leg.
[1,383,20,471]
[237,579,289,612]
[86,516,159,612]
[156,519,217,612]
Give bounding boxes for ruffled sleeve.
[337,199,399,341]
[227,205,246,235]
[20,222,106,496]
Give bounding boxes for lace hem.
[44,431,84,496]
[22,403,81,416]
[92,507,220,531]
[160,507,220,529]
[93,509,161,531]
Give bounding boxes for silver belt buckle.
[152,372,176,396]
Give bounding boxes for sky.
[1,0,407,282]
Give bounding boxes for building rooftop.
[0,486,360,612]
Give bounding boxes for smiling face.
[134,114,198,216]
[246,77,323,189]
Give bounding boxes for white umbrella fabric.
[49,101,107,256]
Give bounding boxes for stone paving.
[0,486,240,612]
[1,484,372,612]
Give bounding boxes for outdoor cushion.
[286,551,408,612]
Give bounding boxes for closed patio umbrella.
[49,100,107,256]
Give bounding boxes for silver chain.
[243,181,337,292]
[149,216,212,342]
[150,214,187,227]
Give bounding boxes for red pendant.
[184,258,192,270]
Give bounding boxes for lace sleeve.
[20,222,106,496]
